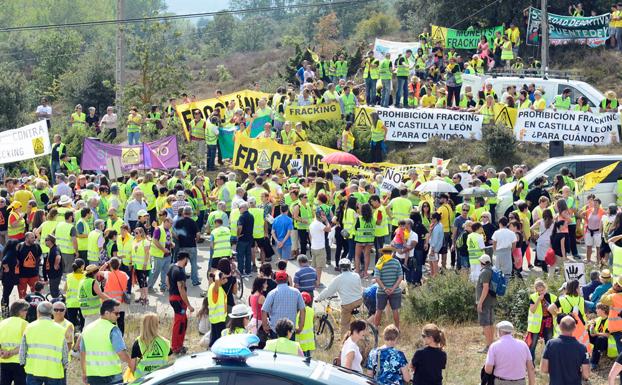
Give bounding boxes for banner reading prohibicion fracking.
[526,7,611,47]
[284,102,342,123]
[353,107,483,142]
[81,136,180,171]
[514,110,620,146]
[0,120,51,165]
[176,89,283,140]
[231,133,445,177]
[373,39,421,61]
[430,25,504,49]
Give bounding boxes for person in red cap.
[262,270,306,339]
[296,292,315,357]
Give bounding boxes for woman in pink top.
[477,36,491,60]
[248,277,267,333]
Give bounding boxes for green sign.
[431,25,504,49]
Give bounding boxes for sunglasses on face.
[53,308,65,312]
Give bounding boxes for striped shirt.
[374,258,403,295]
[294,266,317,292]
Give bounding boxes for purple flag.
[81,136,179,171]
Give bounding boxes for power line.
[0,0,375,33]
[449,0,503,28]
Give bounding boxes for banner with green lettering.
[431,25,504,49]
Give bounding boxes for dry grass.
[63,312,614,385]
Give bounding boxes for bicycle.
[314,295,378,355]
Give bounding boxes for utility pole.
[540,0,549,76]
[115,0,125,113]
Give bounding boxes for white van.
[462,74,605,108]
[495,155,622,219]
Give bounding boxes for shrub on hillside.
[405,272,477,324]
[482,124,519,167]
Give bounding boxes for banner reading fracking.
[526,7,611,47]
[353,107,483,142]
[514,110,620,146]
[232,134,445,177]
[431,25,504,49]
[176,89,282,140]
[284,102,342,122]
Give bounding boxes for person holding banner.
[206,116,220,172]
[369,113,387,163]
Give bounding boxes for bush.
[405,272,477,324]
[482,124,519,166]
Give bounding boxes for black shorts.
[439,232,451,254]
[135,269,150,288]
[210,256,228,269]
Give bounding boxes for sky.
[165,0,231,14]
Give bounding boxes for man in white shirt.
[35,98,52,129]
[316,258,363,338]
[491,217,517,276]
[309,210,331,287]
[396,219,418,265]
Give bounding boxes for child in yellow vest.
[296,292,316,357]
[589,303,611,369]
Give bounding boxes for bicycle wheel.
[234,270,244,301]
[314,315,334,350]
[365,321,379,348]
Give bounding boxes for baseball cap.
[275,271,288,282]
[137,209,148,217]
[301,292,312,306]
[479,255,491,264]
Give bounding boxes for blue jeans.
[27,376,63,385]
[179,247,199,285]
[128,131,140,145]
[381,79,392,107]
[365,77,377,105]
[237,240,253,275]
[50,160,60,180]
[147,255,171,289]
[87,374,123,385]
[412,249,426,284]
[459,251,470,269]
[396,76,408,107]
[277,243,292,260]
[347,238,356,260]
[207,144,217,171]
[197,210,206,231]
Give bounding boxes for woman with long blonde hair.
[129,313,171,379]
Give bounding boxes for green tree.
[314,12,341,56]
[354,12,400,41]
[124,22,190,107]
[0,64,33,130]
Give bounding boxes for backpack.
[490,266,507,296]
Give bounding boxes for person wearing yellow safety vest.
[445,56,463,107]
[56,210,79,274]
[296,292,315,357]
[354,203,375,278]
[50,134,67,179]
[147,217,173,292]
[19,301,68,384]
[207,270,228,347]
[126,106,143,146]
[138,172,158,223]
[387,188,413,233]
[75,207,92,262]
[378,52,393,108]
[106,208,124,234]
[505,23,521,57]
[600,274,622,354]
[477,95,496,125]
[51,301,75,355]
[340,85,358,122]
[552,88,572,111]
[116,224,134,296]
[292,193,313,256]
[265,318,304,356]
[209,218,232,274]
[526,279,556,362]
[63,258,85,331]
[467,222,486,282]
[531,90,546,111]
[341,121,355,153]
[221,304,252,339]
[588,303,613,369]
[80,299,131,385]
[500,36,514,68]
[87,219,105,264]
[191,176,208,230]
[0,300,29,385]
[79,264,110,327]
[394,51,412,108]
[362,50,380,106]
[132,227,151,306]
[335,54,348,80]
[206,116,220,171]
[70,104,86,130]
[7,200,26,242]
[370,112,387,163]
[600,90,619,112]
[129,313,171,379]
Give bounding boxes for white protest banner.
[375,107,483,142]
[373,38,420,61]
[564,262,586,286]
[0,121,51,165]
[380,168,403,192]
[514,109,620,146]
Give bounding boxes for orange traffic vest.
[609,294,622,332]
[103,270,128,304]
[572,312,592,354]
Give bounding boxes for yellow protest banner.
[176,89,278,141]
[353,106,375,129]
[232,133,447,177]
[575,161,619,193]
[493,104,517,128]
[430,25,448,45]
[284,102,342,123]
